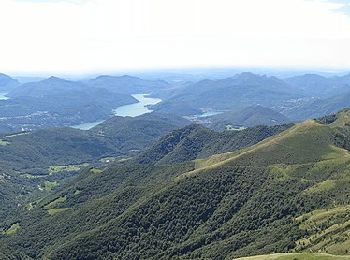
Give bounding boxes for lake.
[71,94,161,130]
[0,92,9,100]
[112,94,161,117]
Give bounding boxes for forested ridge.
[0,113,189,231]
[2,110,350,259]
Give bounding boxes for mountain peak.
[233,72,264,80]
[0,73,13,80]
[47,76,66,81]
[94,75,140,81]
[35,76,69,84]
[39,76,76,86]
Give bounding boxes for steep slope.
[206,105,290,130]
[0,244,29,260]
[4,110,350,259]
[0,73,19,92]
[0,121,290,259]
[138,123,292,165]
[0,113,189,234]
[0,112,189,178]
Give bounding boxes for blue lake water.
[71,94,162,130]
[0,93,9,100]
[112,94,161,117]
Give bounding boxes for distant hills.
[152,71,350,123]
[282,73,350,120]
[206,105,291,130]
[1,71,350,132]
[286,91,350,121]
[153,72,303,115]
[86,75,172,95]
[286,73,350,98]
[0,76,138,132]
[0,73,19,91]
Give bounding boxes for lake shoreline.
[0,92,9,100]
[71,94,162,130]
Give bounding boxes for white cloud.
[0,0,350,74]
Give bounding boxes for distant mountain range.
[286,73,350,98]
[206,105,290,130]
[86,75,172,95]
[0,74,183,133]
[1,71,350,132]
[153,72,302,115]
[152,72,350,123]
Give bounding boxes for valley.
[1,71,350,259]
[3,0,350,258]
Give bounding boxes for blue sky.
[1,0,350,74]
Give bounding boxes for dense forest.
[2,72,350,259]
[2,109,350,259]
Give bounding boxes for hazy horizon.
[4,66,350,82]
[1,0,350,74]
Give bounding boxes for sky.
[0,0,350,75]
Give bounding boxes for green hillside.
[207,105,291,130]
[0,113,189,232]
[138,123,292,165]
[3,109,350,259]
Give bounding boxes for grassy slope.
[5,110,350,259]
[178,112,350,258]
[0,125,290,259]
[54,112,350,257]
